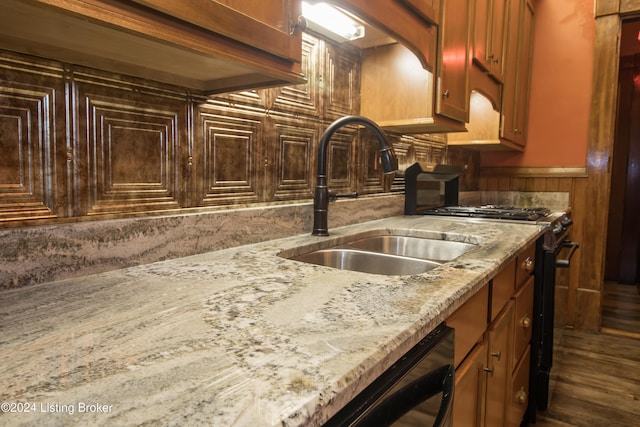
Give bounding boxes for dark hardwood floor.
[601,281,640,336]
[533,282,640,426]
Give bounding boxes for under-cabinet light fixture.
[301,1,365,42]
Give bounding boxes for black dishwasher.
[325,323,454,427]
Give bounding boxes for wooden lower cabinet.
[509,346,531,426]
[453,338,488,427]
[485,301,514,427]
[449,241,536,427]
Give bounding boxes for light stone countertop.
[0,215,545,427]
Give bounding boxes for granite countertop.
[0,215,545,427]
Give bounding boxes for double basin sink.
[280,230,477,276]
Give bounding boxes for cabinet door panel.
[131,0,301,61]
[509,346,531,426]
[486,301,514,427]
[501,0,534,145]
[453,339,488,427]
[398,0,440,24]
[437,0,471,122]
[513,275,534,366]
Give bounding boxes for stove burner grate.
[423,205,551,221]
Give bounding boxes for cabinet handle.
[290,15,307,35]
[483,367,493,374]
[442,89,450,98]
[521,257,534,272]
[491,351,502,361]
[516,387,528,405]
[521,315,531,329]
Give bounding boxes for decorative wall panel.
[358,129,386,194]
[326,127,356,192]
[269,118,318,201]
[0,55,65,221]
[323,42,360,119]
[75,80,184,215]
[199,103,263,205]
[271,33,321,117]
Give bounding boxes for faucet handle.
[328,191,359,202]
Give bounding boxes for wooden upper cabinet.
[397,0,441,25]
[131,0,301,62]
[501,0,535,146]
[437,0,472,123]
[0,0,305,95]
[328,0,437,71]
[472,0,507,83]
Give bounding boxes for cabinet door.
[489,0,507,82]
[131,0,302,62]
[398,0,440,24]
[513,276,534,367]
[453,339,488,427]
[473,0,506,82]
[509,346,531,427]
[485,301,514,427]
[437,0,471,122]
[501,0,534,145]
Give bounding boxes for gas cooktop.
[422,205,552,221]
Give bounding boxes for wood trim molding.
[479,166,588,177]
[596,0,619,17]
[621,0,640,14]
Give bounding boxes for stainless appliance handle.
[556,241,579,268]
[352,364,455,427]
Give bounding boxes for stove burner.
[423,205,551,221]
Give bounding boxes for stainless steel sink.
[290,248,441,276]
[282,232,476,276]
[342,235,475,263]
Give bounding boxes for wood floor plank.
[533,329,640,427]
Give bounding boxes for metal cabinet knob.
[290,15,307,34]
[521,315,531,329]
[516,387,528,405]
[442,89,450,98]
[521,257,534,272]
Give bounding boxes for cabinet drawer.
[513,275,535,366]
[515,243,535,289]
[491,259,515,321]
[447,284,489,368]
[509,346,531,427]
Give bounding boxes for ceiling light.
[302,1,365,42]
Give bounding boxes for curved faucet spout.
[313,115,398,236]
